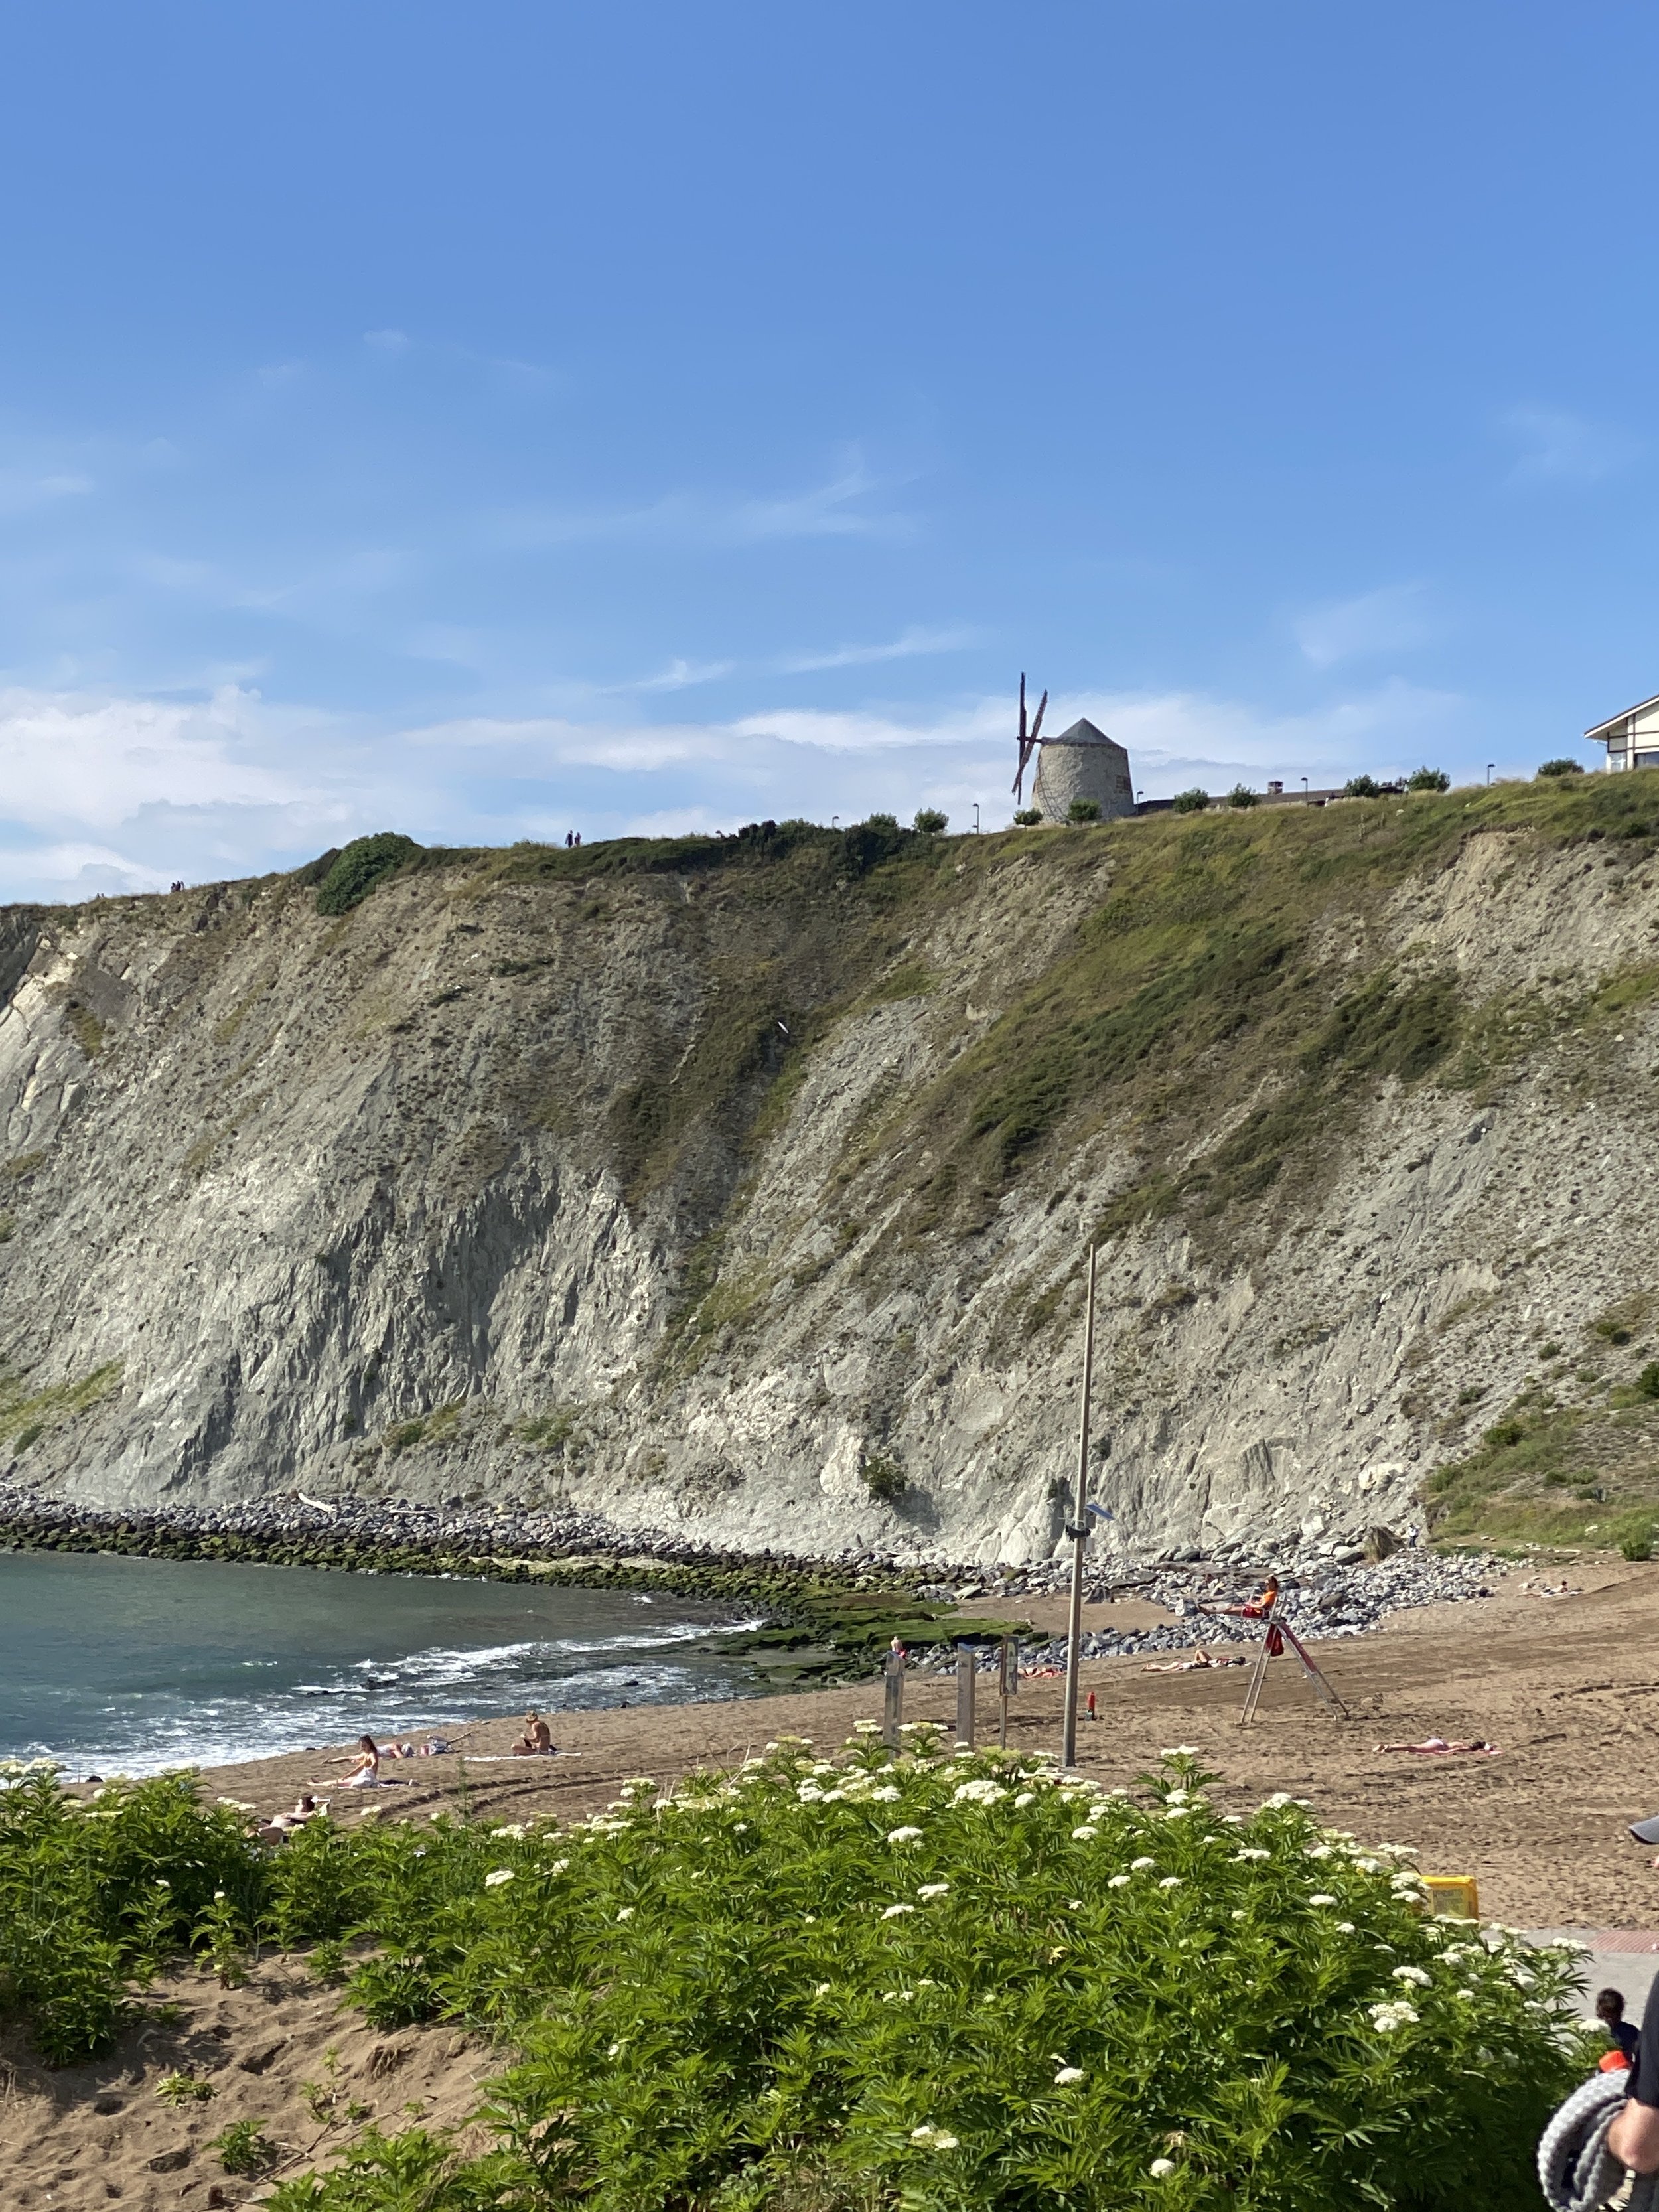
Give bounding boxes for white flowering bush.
[255,1736,1587,2211]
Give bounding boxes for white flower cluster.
[952,1778,1007,1807]
[1368,2000,1419,2032]
[910,2125,960,2150]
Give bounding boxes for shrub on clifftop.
[314,833,421,915]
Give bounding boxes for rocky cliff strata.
[2,788,1657,1566]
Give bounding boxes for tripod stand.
[1238,1600,1350,1726]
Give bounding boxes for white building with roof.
[1585,694,1659,771]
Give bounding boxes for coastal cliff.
[3,784,1659,1566]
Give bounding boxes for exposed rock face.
[1,797,1655,1564]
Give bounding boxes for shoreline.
[0,1488,1519,1740]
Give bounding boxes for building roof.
[1044,716,1122,749]
[1585,693,1659,742]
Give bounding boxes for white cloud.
[0,685,304,834]
[778,625,975,674]
[1293,583,1431,667]
[1502,405,1640,486]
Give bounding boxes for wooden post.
[883,1647,904,1749]
[955,1641,976,1749]
[998,1635,1017,1749]
[1061,1244,1099,1769]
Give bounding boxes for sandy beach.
[10,1554,1659,2207]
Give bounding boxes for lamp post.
[1060,1243,1099,1769]
[974,802,981,833]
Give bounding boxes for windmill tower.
[1013,676,1135,824]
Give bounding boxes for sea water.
[0,1548,760,1777]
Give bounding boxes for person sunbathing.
[271,1793,321,1831]
[1142,1646,1244,1672]
[334,1735,384,1785]
[1373,1736,1496,1755]
[510,1710,555,1756]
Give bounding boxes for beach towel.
[1538,2069,1659,2211]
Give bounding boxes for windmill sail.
[1013,675,1048,802]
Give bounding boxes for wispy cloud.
[1502,404,1641,486]
[1293,582,1431,667]
[778,624,974,674]
[615,657,737,694]
[487,452,910,552]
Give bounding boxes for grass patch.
[0,1361,121,1451]
[63,999,105,1057]
[861,773,1659,1244]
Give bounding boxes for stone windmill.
[1013,675,1136,824]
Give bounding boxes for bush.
[1639,1362,1659,1400]
[267,1745,1587,2212]
[1407,766,1451,792]
[1012,808,1043,826]
[1226,784,1258,809]
[912,808,948,835]
[1537,759,1585,779]
[1066,798,1102,823]
[0,1745,1593,2205]
[860,1453,908,1501]
[1344,774,1381,798]
[1621,1534,1654,1562]
[314,834,421,915]
[841,815,909,877]
[1170,787,1208,813]
[0,1767,265,2063]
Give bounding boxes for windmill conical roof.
[1045,717,1118,747]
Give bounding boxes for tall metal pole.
[1061,1243,1098,1768]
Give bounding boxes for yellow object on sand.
[1422,1874,1480,1919]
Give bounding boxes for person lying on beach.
[510,1710,556,1756]
[269,1793,322,1831]
[1373,1736,1496,1755]
[1141,1647,1248,1673]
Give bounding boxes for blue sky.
[1,2,1656,899]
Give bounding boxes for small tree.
[1407,765,1451,792]
[912,808,948,834]
[1344,774,1381,798]
[1066,798,1102,823]
[1013,808,1043,827]
[1226,784,1258,809]
[1537,758,1585,779]
[1171,788,1209,814]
